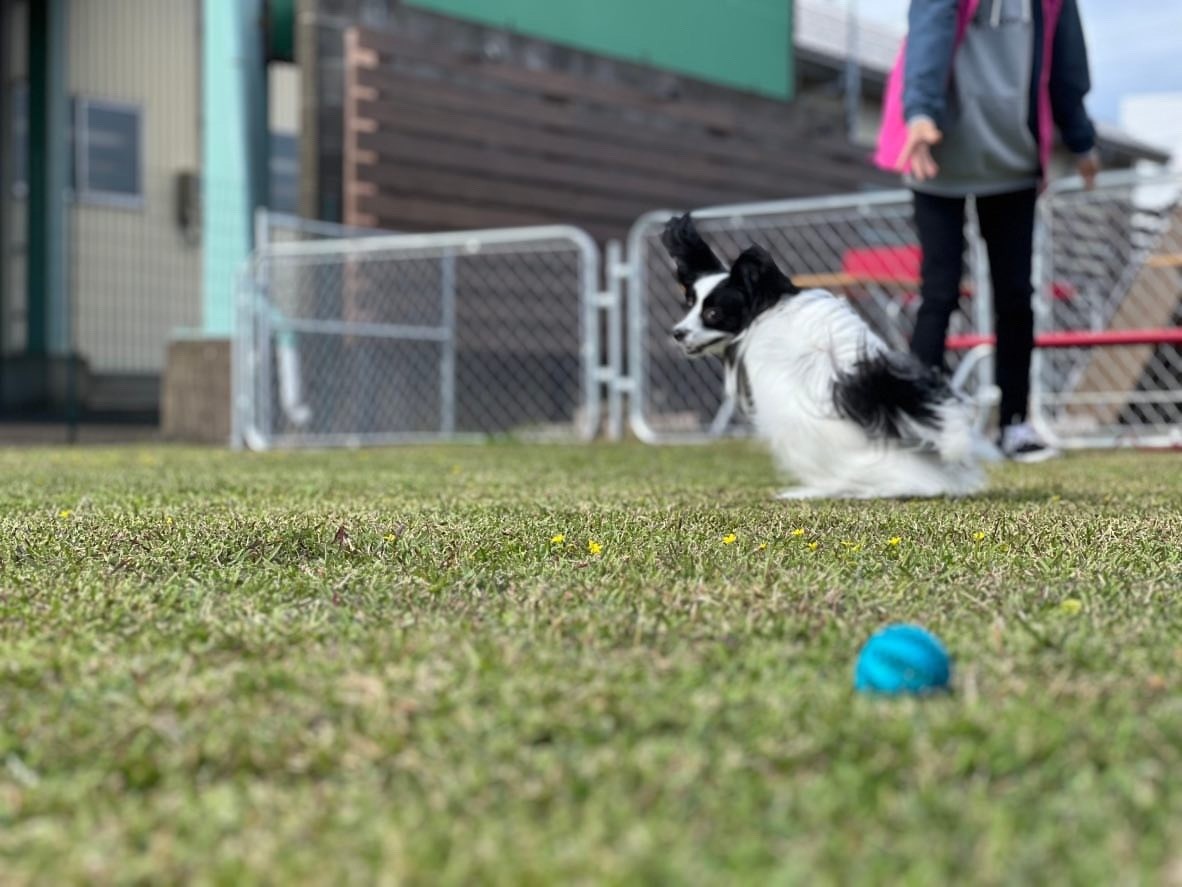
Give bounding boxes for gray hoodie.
[904,0,1096,196]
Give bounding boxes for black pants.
[910,187,1037,428]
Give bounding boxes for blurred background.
[0,0,1177,443]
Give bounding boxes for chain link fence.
[625,190,988,442]
[1033,171,1182,447]
[235,225,600,449]
[235,172,1179,451]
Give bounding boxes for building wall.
[3,0,301,412]
[67,0,201,377]
[5,0,201,383]
[404,0,794,100]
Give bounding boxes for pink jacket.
[874,0,1065,178]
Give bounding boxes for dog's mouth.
[681,336,729,357]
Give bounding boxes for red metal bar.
[947,328,1182,351]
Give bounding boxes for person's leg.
[976,188,1037,428]
[910,191,968,370]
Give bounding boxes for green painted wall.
[404,0,794,100]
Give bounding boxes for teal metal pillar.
[26,0,70,358]
[202,0,267,336]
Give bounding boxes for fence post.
[231,264,257,450]
[1029,198,1054,443]
[255,256,273,448]
[254,207,270,255]
[234,210,270,450]
[602,240,626,441]
[440,250,457,436]
[233,225,602,446]
[967,197,994,395]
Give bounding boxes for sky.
[855,0,1182,128]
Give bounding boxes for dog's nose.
[672,327,688,342]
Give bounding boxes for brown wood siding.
[342,24,891,241]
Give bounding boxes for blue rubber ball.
[854,624,952,695]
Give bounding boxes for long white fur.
[678,283,994,499]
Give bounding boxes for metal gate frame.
[1030,169,1182,449]
[234,171,1180,451]
[618,189,994,444]
[612,169,1182,449]
[233,223,608,450]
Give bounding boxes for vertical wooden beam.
[342,27,380,229]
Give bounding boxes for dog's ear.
[729,245,800,313]
[661,213,725,291]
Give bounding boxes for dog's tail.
[832,350,998,466]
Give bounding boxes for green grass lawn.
[1,443,1180,884]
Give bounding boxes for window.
[74,98,142,205]
[9,85,143,206]
[269,131,299,214]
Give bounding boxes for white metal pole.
[845,0,862,142]
[440,251,457,436]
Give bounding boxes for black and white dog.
[662,214,995,499]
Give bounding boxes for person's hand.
[898,117,943,181]
[1077,151,1099,190]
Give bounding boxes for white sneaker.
[1000,422,1060,463]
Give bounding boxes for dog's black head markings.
[661,213,800,357]
[661,212,725,296]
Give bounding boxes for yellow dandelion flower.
[841,541,862,551]
[973,531,987,542]
[756,542,768,552]
[165,516,174,526]
[550,533,565,545]
[807,541,820,552]
[1059,599,1082,616]
[58,510,73,520]
[588,540,603,556]
[887,537,902,547]
[722,533,738,545]
[384,533,399,543]
[791,528,806,538]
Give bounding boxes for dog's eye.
[702,308,720,324]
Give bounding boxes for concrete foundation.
[161,338,232,444]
